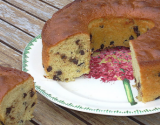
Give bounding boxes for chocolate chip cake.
[42,0,160,102]
[0,66,37,125]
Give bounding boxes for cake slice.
[130,27,160,102]
[0,66,37,125]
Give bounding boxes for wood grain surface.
[1,0,160,125]
[4,0,58,21]
[41,0,74,9]
[0,19,32,52]
[0,1,44,36]
[0,42,22,69]
[33,93,86,125]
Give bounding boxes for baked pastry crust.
[0,66,30,103]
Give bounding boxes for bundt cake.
[41,0,160,102]
[0,66,37,125]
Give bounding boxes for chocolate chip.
[43,65,44,68]
[69,58,73,62]
[99,25,104,28]
[10,116,15,120]
[53,75,60,81]
[30,89,35,97]
[61,54,67,59]
[6,107,12,115]
[75,40,80,45]
[155,96,160,100]
[133,26,138,31]
[0,121,4,125]
[117,46,122,49]
[90,34,92,41]
[78,62,84,66]
[100,44,104,49]
[73,59,78,64]
[65,78,69,81]
[158,73,160,77]
[23,102,27,106]
[31,102,36,108]
[92,48,94,52]
[135,78,137,83]
[79,50,85,55]
[110,41,114,45]
[136,32,140,37]
[133,26,140,37]
[69,58,78,65]
[56,71,62,75]
[23,93,27,98]
[123,40,129,45]
[137,82,141,89]
[47,66,52,72]
[25,106,28,110]
[129,35,134,40]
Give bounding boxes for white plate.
[22,35,160,116]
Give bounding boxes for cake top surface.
[131,27,160,65]
[42,0,160,47]
[0,66,31,102]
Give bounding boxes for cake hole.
[88,17,154,51]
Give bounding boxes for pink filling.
[85,47,134,82]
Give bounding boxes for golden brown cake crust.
[0,66,31,103]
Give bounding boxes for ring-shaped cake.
[42,0,160,102]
